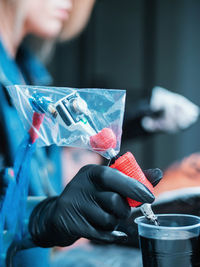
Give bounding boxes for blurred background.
[48,0,200,171]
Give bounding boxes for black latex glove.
[143,168,163,187]
[29,165,162,248]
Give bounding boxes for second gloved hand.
[141,87,199,133]
[29,165,161,247]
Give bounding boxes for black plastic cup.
[135,214,200,267]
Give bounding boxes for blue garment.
[0,40,62,266]
[0,40,63,194]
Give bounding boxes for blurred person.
[154,152,200,196]
[0,1,162,266]
[123,86,199,141]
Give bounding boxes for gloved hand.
[29,165,162,248]
[141,87,199,133]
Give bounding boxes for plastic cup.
[135,214,200,267]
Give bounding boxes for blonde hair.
[14,0,28,38]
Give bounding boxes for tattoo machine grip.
[110,152,154,207]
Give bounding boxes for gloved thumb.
[143,168,163,187]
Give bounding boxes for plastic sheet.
[7,85,126,159]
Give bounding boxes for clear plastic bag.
[7,85,126,159]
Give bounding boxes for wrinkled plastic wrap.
[7,85,126,159]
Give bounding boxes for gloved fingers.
[143,168,163,187]
[84,202,119,231]
[90,166,155,203]
[84,225,128,243]
[95,191,131,219]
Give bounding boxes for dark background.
[48,0,200,171]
